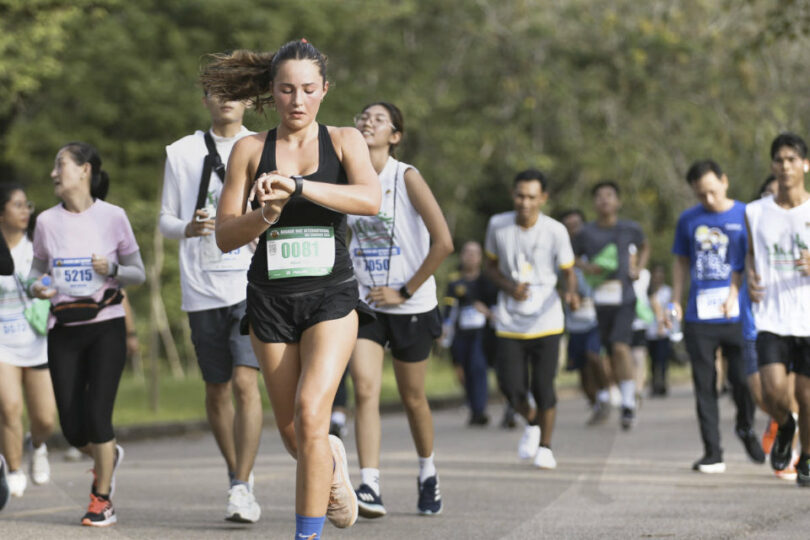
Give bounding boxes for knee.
[294,399,327,446]
[399,385,428,412]
[231,371,260,404]
[205,382,231,407]
[0,398,23,424]
[353,376,380,406]
[278,424,297,458]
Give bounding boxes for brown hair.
[200,41,328,112]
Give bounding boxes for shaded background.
[3,0,810,372]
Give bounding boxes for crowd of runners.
[0,40,809,540]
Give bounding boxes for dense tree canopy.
[3,0,810,361]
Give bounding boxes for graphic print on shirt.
[351,192,401,286]
[693,225,730,280]
[200,188,252,272]
[765,232,808,274]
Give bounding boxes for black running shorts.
[357,307,442,363]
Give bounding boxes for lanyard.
[361,162,400,288]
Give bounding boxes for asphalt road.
[1,385,808,539]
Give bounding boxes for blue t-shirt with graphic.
[672,201,747,324]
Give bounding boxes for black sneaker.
[692,455,726,474]
[355,483,386,518]
[0,454,10,511]
[736,428,765,464]
[796,454,810,487]
[587,401,610,426]
[620,407,636,430]
[468,412,489,427]
[500,406,517,429]
[417,476,442,515]
[770,415,796,471]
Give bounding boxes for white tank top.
[347,157,437,315]
[746,196,810,336]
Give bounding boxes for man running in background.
[746,133,810,486]
[672,159,762,473]
[485,169,578,469]
[573,181,648,430]
[159,90,263,521]
[559,209,611,424]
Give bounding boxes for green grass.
[112,351,694,427]
[112,351,463,427]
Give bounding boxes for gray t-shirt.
[572,219,645,306]
[485,211,575,338]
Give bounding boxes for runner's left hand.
[797,249,810,277]
[366,286,405,307]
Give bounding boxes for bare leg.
[760,363,792,424]
[795,374,810,453]
[538,408,556,447]
[205,381,237,474]
[392,359,434,458]
[0,363,24,471]
[22,368,56,448]
[91,440,116,495]
[231,366,262,482]
[349,339,384,469]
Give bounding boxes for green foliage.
[2,0,810,359]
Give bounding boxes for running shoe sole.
[82,514,117,527]
[327,435,358,528]
[357,500,387,518]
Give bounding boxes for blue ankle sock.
[295,514,325,539]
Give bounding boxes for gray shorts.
[188,300,259,383]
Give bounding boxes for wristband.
[399,285,412,300]
[291,175,304,198]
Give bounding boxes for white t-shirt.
[0,237,47,367]
[485,211,575,338]
[347,157,437,315]
[746,196,810,336]
[159,127,254,312]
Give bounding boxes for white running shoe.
[225,484,261,523]
[533,447,557,470]
[30,443,50,485]
[64,446,84,462]
[517,425,541,460]
[7,470,27,497]
[327,434,358,528]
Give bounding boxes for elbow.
[438,236,454,258]
[215,231,233,253]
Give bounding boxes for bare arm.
[256,127,381,217]
[485,256,528,301]
[561,266,580,310]
[670,255,690,320]
[745,214,765,302]
[215,134,284,253]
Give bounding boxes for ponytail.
[60,142,109,200]
[200,41,328,113]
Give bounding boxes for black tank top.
[247,124,353,294]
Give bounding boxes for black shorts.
[358,307,442,363]
[630,329,647,348]
[595,303,635,348]
[245,278,371,344]
[756,331,810,378]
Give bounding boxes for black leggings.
[495,334,561,414]
[48,317,127,447]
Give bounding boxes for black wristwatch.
[110,262,119,277]
[291,175,304,198]
[399,285,412,300]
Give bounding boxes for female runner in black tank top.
[204,42,380,539]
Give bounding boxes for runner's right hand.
[185,209,215,237]
[31,275,57,299]
[510,282,530,301]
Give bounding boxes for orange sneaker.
[81,493,116,527]
[762,418,778,456]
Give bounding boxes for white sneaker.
[64,446,84,462]
[7,470,27,497]
[517,425,541,460]
[533,447,557,469]
[327,434,358,528]
[226,484,261,523]
[30,443,50,485]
